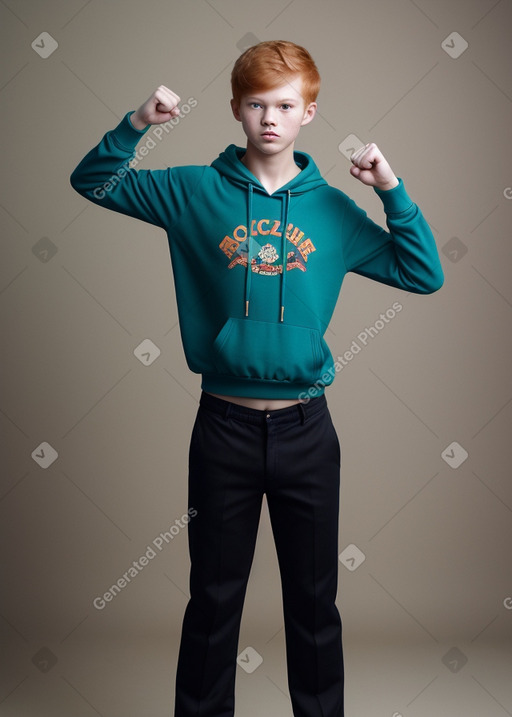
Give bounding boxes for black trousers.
[174,391,344,717]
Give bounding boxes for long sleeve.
[69,111,205,229]
[341,178,444,294]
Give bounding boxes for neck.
[241,141,301,195]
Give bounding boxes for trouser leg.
[266,401,344,717]
[174,403,264,717]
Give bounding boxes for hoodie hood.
[211,144,327,322]
[211,144,328,193]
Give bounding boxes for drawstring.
[280,190,291,322]
[244,185,291,323]
[245,184,254,317]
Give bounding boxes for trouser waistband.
[198,391,327,425]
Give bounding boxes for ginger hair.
[231,40,320,107]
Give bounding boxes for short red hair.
[231,40,320,107]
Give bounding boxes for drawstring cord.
[244,185,291,323]
[280,190,291,322]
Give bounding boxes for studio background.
[1,1,511,716]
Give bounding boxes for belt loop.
[224,400,232,419]
[298,402,306,425]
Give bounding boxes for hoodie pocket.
[212,317,329,384]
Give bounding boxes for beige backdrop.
[1,1,511,716]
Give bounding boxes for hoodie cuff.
[111,111,152,150]
[373,178,414,215]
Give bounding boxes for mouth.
[261,131,279,138]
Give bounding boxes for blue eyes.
[249,103,292,110]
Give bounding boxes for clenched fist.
[350,143,399,191]
[131,85,181,129]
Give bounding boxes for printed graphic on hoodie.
[219,219,316,275]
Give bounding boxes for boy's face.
[230,75,317,158]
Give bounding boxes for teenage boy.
[70,40,443,717]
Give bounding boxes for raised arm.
[341,142,444,294]
[69,86,204,229]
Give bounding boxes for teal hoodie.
[70,111,444,399]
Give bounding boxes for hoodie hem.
[201,375,326,400]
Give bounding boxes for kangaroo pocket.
[212,317,332,384]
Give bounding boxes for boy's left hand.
[349,143,399,191]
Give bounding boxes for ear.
[230,98,241,122]
[300,101,317,127]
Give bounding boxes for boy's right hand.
[130,85,181,129]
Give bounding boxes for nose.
[261,108,276,126]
